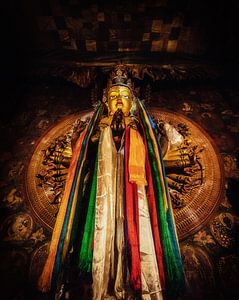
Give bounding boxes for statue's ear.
[102,88,108,107]
[102,97,109,116]
[103,95,108,107]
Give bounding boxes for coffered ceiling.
[9,0,237,62]
[1,0,238,93]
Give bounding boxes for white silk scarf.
[92,127,126,300]
[92,126,163,300]
[138,185,163,300]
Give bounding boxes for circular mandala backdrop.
[26,109,224,240]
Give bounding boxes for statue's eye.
[110,95,117,100]
[122,95,129,99]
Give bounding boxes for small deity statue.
[37,65,185,300]
[4,214,32,241]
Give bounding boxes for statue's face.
[108,85,132,116]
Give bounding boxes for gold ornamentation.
[30,228,46,244]
[30,64,222,90]
[26,109,224,239]
[3,188,23,209]
[26,112,92,231]
[8,161,24,179]
[66,68,96,88]
[193,230,216,246]
[35,117,88,213]
[181,244,215,298]
[210,212,235,248]
[222,153,239,179]
[151,109,224,239]
[155,118,204,208]
[1,213,33,241]
[182,102,193,114]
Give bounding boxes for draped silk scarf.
[38,101,184,298]
[93,126,164,299]
[138,185,163,300]
[38,108,102,292]
[126,127,163,299]
[92,126,125,299]
[137,100,185,297]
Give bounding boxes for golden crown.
[107,64,133,91]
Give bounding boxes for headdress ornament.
[107,64,134,91]
[102,64,136,114]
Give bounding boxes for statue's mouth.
[116,100,123,105]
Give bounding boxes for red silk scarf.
[125,127,141,291]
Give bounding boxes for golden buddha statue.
[92,74,138,150]
[37,64,186,300]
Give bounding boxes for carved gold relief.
[26,112,92,231]
[1,213,33,241]
[151,109,224,239]
[35,116,88,215]
[154,117,205,209]
[2,188,24,209]
[26,109,224,239]
[181,244,216,299]
[210,212,236,248]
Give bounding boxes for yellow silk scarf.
[129,128,147,186]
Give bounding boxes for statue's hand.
[111,109,125,136]
[91,129,100,143]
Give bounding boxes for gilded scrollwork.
[28,63,222,92]
[181,244,216,299]
[26,110,223,239]
[193,230,216,247]
[0,214,47,244]
[35,112,204,211]
[8,161,24,180]
[154,117,204,208]
[2,188,24,209]
[209,212,236,248]
[30,228,46,244]
[36,117,89,210]
[1,213,33,242]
